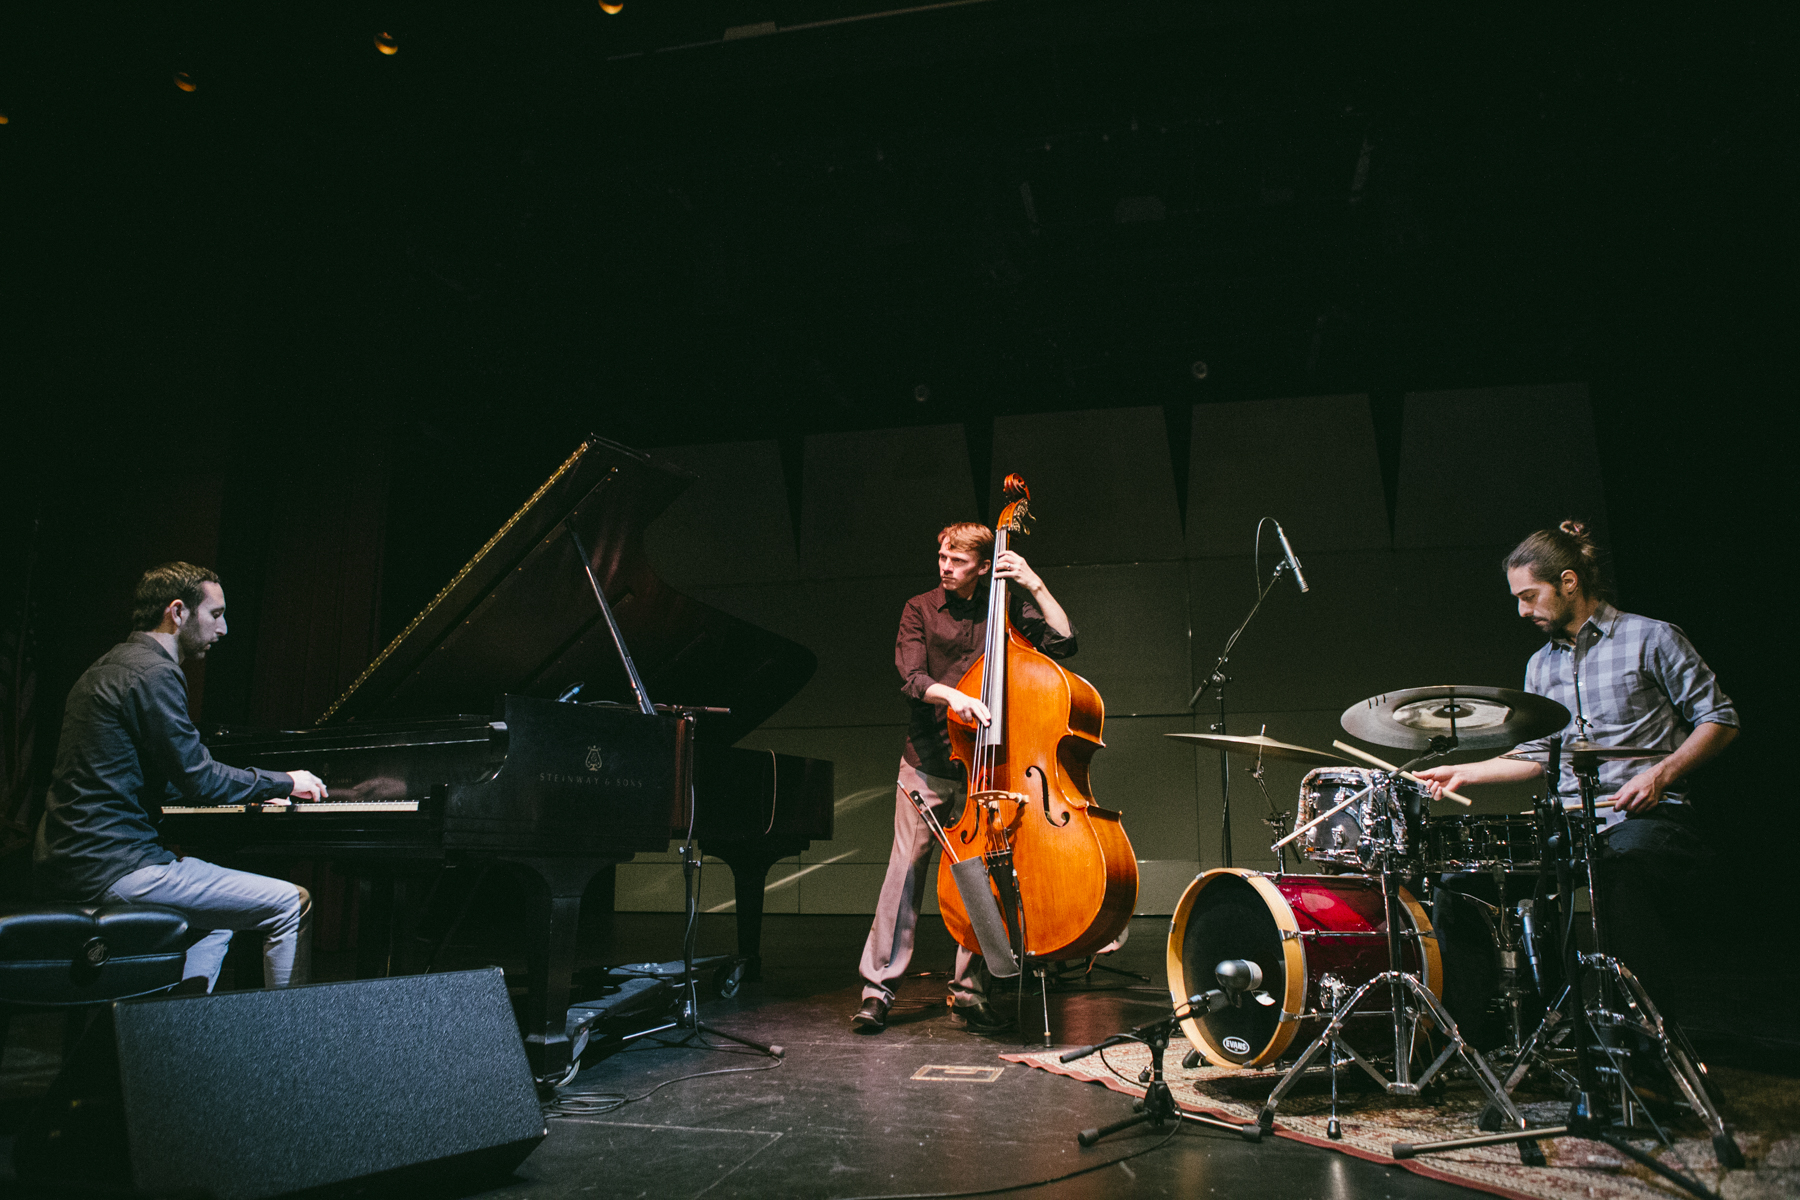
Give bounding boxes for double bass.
[934,475,1139,964]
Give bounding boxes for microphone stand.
[1187,557,1293,868]
[1063,1004,1264,1147]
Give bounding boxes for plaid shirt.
[1509,602,1737,812]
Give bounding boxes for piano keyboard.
[161,801,422,814]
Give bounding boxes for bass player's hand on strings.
[927,683,991,727]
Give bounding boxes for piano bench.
[0,901,191,1071]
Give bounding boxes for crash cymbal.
[1165,732,1348,766]
[1340,685,1571,751]
[1565,741,1665,761]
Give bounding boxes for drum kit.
[1153,684,1743,1184]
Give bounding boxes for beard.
[177,623,213,660]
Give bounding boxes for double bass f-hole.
[1026,764,1066,827]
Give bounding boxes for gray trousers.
[104,856,312,991]
[858,759,988,1005]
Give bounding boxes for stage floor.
[4,910,1793,1198]
[497,912,1479,1200]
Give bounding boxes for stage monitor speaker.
[13,968,547,1199]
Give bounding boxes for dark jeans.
[1592,804,1711,1007]
[1435,804,1710,1044]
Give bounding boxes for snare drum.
[1429,814,1544,873]
[1166,869,1442,1068]
[1295,767,1426,868]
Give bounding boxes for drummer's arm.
[1415,756,1544,800]
[1611,722,1738,813]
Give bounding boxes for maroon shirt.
[896,583,1078,777]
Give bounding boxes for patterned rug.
[1001,1036,1797,1200]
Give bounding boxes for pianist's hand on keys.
[286,770,328,802]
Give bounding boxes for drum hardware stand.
[1396,743,1743,1190]
[1064,1000,1264,1147]
[1188,550,1298,868]
[1251,840,1537,1161]
[1247,731,1296,873]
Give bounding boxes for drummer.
[1415,520,1738,1018]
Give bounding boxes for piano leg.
[353,869,406,979]
[705,841,804,983]
[510,857,602,1089]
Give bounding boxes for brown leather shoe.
[852,997,890,1031]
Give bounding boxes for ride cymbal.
[1340,685,1570,751]
[1164,732,1348,766]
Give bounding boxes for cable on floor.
[827,1123,1182,1200]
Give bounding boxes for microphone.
[1274,522,1309,594]
[1216,959,1263,993]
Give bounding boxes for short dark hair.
[131,562,221,631]
[1503,520,1610,601]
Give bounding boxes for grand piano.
[164,436,834,1085]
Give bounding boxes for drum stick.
[1271,784,1373,851]
[1331,740,1473,807]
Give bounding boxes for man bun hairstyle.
[131,562,221,631]
[937,521,995,559]
[1503,520,1611,600]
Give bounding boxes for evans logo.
[1222,1036,1252,1056]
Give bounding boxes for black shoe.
[852,997,890,1031]
[948,999,1012,1033]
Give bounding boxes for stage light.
[174,72,197,93]
[0,113,9,125]
[374,32,399,55]
[600,1,624,12]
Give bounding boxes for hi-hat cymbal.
[1165,733,1348,766]
[1340,685,1570,751]
[1566,741,1665,761]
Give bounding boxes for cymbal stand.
[1394,746,1742,1193]
[1252,832,1534,1161]
[1249,731,1294,874]
[1188,555,1295,868]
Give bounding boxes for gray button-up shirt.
[33,632,294,900]
[1508,602,1737,816]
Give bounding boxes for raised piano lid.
[317,436,815,745]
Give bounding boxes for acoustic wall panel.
[987,406,1185,565]
[1038,562,1193,717]
[1186,548,1549,715]
[1085,714,1201,864]
[1186,395,1390,557]
[1393,383,1606,550]
[643,440,798,588]
[799,424,978,579]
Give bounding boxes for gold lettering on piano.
[538,773,644,788]
[585,746,603,772]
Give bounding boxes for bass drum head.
[1166,870,1304,1068]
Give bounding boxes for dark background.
[0,2,1787,900]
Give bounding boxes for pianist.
[33,562,327,991]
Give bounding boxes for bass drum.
[1166,869,1442,1069]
